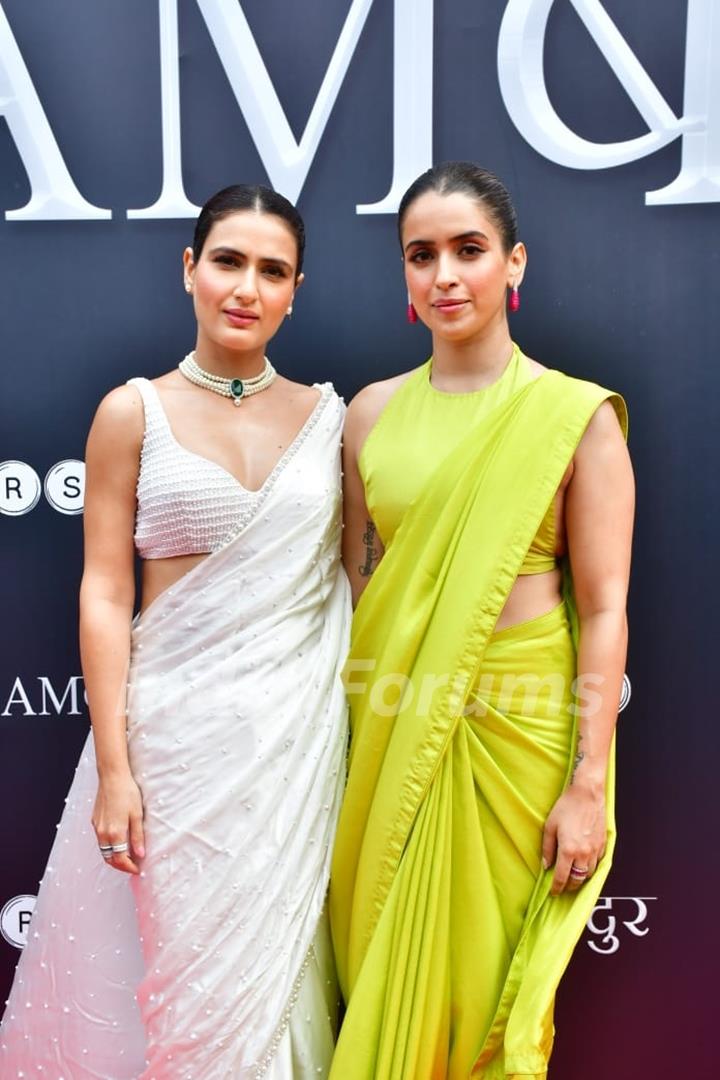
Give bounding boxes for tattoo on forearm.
[359,521,380,578]
[572,734,585,781]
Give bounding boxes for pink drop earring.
[509,284,521,312]
[407,293,418,324]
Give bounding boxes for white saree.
[1,384,351,1079]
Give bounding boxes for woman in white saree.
[0,186,350,1078]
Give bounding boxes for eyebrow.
[404,230,490,252]
[208,245,293,269]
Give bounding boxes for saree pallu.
[330,372,627,1079]
[1,386,351,1079]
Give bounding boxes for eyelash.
[213,256,287,278]
[409,244,485,263]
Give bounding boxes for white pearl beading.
[217,383,335,550]
[129,377,252,559]
[128,378,335,560]
[179,351,277,404]
[253,943,316,1078]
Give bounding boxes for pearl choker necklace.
[178,351,277,406]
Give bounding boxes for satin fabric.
[1,384,351,1079]
[358,347,558,575]
[330,364,627,1078]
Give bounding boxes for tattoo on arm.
[572,734,585,781]
[359,520,380,578]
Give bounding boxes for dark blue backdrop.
[1,2,717,1076]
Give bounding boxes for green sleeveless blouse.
[359,345,557,574]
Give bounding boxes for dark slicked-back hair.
[398,162,518,254]
[192,184,306,275]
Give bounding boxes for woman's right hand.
[92,771,145,874]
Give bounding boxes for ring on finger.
[111,842,130,854]
[569,864,590,880]
[99,844,114,860]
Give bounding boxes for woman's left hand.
[542,783,607,896]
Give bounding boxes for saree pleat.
[330,370,627,1078]
[377,754,451,1079]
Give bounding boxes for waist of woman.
[493,565,564,636]
[140,551,209,613]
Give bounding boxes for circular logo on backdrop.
[1,895,36,949]
[0,461,42,516]
[44,459,85,515]
[619,674,632,712]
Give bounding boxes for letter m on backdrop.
[129,0,433,218]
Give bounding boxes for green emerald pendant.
[230,378,244,406]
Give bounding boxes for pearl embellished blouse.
[128,377,331,560]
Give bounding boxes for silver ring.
[98,844,113,853]
[111,842,129,854]
[100,851,113,860]
[569,865,589,878]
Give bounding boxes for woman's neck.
[193,336,268,380]
[430,322,514,393]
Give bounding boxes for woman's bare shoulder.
[343,368,420,454]
[85,384,146,469]
[346,367,419,431]
[91,383,145,430]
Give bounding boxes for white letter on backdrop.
[356,0,434,214]
[647,0,720,204]
[128,0,200,218]
[130,0,380,216]
[497,0,685,170]
[0,2,110,220]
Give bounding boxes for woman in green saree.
[329,163,634,1078]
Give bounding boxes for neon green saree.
[329,357,627,1078]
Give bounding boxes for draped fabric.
[329,370,627,1078]
[1,385,351,1079]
